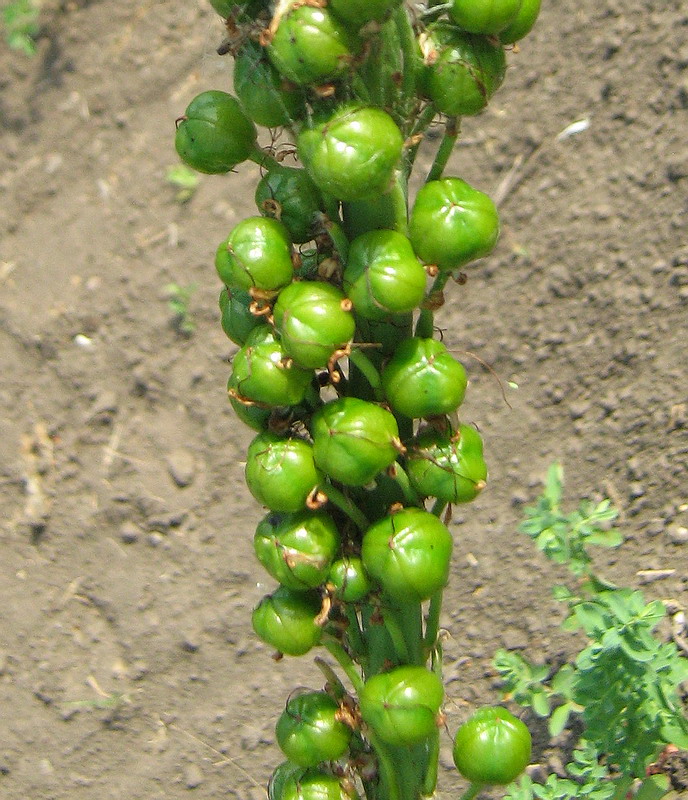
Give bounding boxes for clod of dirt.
[166,448,196,488]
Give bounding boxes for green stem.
[319,482,370,532]
[366,729,403,800]
[424,590,443,655]
[420,2,453,22]
[415,308,434,339]
[430,498,448,518]
[422,728,441,796]
[404,104,437,179]
[393,5,418,134]
[321,193,342,226]
[415,271,452,337]
[348,348,384,400]
[248,145,281,171]
[320,213,349,262]
[387,598,424,665]
[345,606,367,665]
[427,117,460,183]
[390,170,410,235]
[459,783,485,800]
[381,604,411,663]
[390,461,422,507]
[322,639,365,695]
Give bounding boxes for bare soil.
[1,1,686,798]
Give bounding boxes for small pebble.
[166,448,196,488]
[184,764,203,789]
[569,401,589,420]
[629,482,645,499]
[667,524,688,544]
[119,522,140,544]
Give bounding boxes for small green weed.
[165,164,200,204]
[3,0,40,55]
[497,465,688,800]
[166,282,197,336]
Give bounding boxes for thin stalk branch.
[427,117,460,183]
[366,729,403,800]
[345,606,367,665]
[424,590,443,655]
[431,498,448,518]
[389,461,422,507]
[248,145,281,171]
[423,728,441,796]
[319,483,370,532]
[322,639,365,695]
[348,348,384,400]
[381,605,411,663]
[459,783,485,800]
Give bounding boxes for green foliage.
[165,282,197,336]
[519,463,621,577]
[497,465,688,800]
[165,164,200,203]
[2,0,40,54]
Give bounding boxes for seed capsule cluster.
[176,1,538,797]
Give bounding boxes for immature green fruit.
[269,762,307,800]
[359,665,444,746]
[268,4,360,86]
[328,557,372,602]
[175,90,256,174]
[311,397,400,487]
[361,507,453,602]
[229,327,312,408]
[407,424,488,503]
[216,216,294,294]
[280,771,360,800]
[421,24,506,117]
[449,0,522,35]
[276,692,352,767]
[382,338,467,419]
[219,287,266,346]
[229,395,272,431]
[328,0,402,27]
[273,282,355,369]
[343,230,427,320]
[409,178,500,271]
[252,586,323,656]
[499,0,541,43]
[255,166,324,244]
[298,105,404,202]
[254,510,340,591]
[453,706,532,785]
[245,432,321,512]
[234,43,306,128]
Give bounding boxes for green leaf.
[544,462,563,509]
[532,688,550,717]
[572,602,609,636]
[504,775,535,800]
[549,702,572,737]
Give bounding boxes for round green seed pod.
[254,510,340,591]
[407,424,488,503]
[382,338,467,419]
[175,90,256,174]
